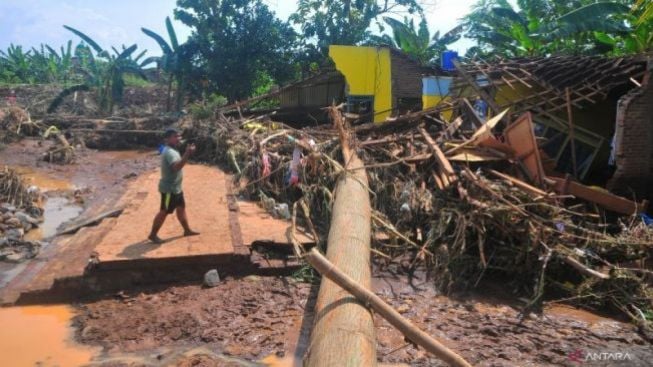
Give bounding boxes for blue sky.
[0,0,487,56]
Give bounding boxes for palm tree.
[142,17,186,111]
[370,17,463,66]
[48,26,147,114]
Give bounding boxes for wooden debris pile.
[185,98,652,336]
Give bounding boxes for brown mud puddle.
[11,165,73,191]
[0,305,100,366]
[1,140,159,240]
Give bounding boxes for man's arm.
[171,144,196,172]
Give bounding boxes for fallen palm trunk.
[305,247,473,367]
[305,107,377,367]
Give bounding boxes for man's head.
[163,129,181,147]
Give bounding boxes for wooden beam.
[565,88,579,178]
[419,127,457,183]
[548,175,649,215]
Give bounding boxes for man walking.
[148,129,199,243]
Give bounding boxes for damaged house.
[451,55,653,200]
[275,46,429,124]
[247,47,652,203]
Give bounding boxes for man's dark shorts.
[160,192,185,214]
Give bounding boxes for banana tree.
[29,43,75,84]
[0,45,33,83]
[48,26,147,114]
[636,0,653,24]
[370,17,463,66]
[464,1,632,57]
[588,0,653,55]
[142,17,186,111]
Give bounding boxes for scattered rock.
[5,228,24,240]
[5,252,27,262]
[244,275,261,282]
[203,269,221,287]
[0,203,16,213]
[123,172,138,179]
[273,203,291,220]
[15,211,40,226]
[5,217,22,228]
[397,304,411,314]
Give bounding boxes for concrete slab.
[95,165,235,263]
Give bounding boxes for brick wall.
[610,67,653,198]
[390,51,424,101]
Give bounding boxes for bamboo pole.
[565,88,579,179]
[305,107,377,367]
[305,248,473,367]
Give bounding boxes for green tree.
[595,0,653,54]
[370,16,463,65]
[635,0,653,23]
[0,45,32,83]
[48,26,147,114]
[463,1,632,57]
[290,0,424,57]
[142,16,189,111]
[175,0,298,102]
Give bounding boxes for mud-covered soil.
[75,276,313,363]
[75,269,652,366]
[373,274,652,366]
[1,139,158,209]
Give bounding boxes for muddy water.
[0,305,100,366]
[8,165,83,240]
[11,166,73,191]
[25,196,83,240]
[260,355,301,366]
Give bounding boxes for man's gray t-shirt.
[159,147,182,194]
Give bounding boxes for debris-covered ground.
[72,270,653,366]
[74,276,313,363]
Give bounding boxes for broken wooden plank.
[445,108,509,156]
[418,127,457,185]
[57,207,125,235]
[503,112,546,187]
[548,175,649,215]
[449,150,505,162]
